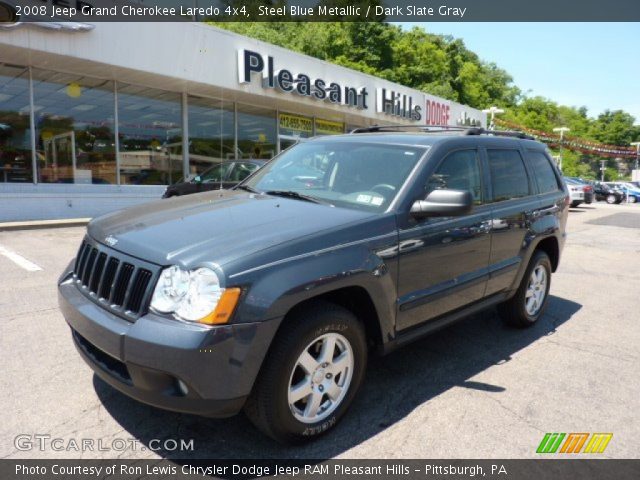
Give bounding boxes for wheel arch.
[533,236,560,272]
[280,286,384,349]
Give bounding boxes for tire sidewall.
[270,313,367,440]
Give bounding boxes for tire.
[244,301,367,444]
[629,196,637,204]
[606,194,617,204]
[498,251,552,328]
[570,201,581,208]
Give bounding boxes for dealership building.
[0,22,484,221]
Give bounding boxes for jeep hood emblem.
[104,235,118,247]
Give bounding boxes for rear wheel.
[498,251,552,328]
[244,301,367,444]
[570,201,581,208]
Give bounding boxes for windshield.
[243,141,425,212]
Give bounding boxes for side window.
[229,162,259,182]
[527,151,561,194]
[426,149,482,204]
[487,149,530,202]
[200,164,229,183]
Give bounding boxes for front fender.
[229,241,399,344]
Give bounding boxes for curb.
[0,218,91,232]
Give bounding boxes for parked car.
[618,182,640,203]
[58,127,568,443]
[563,177,591,207]
[605,182,640,203]
[162,160,265,198]
[593,182,624,204]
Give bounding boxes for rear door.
[396,148,492,331]
[484,147,536,296]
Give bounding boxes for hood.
[87,190,374,267]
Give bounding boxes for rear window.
[527,151,561,194]
[487,149,530,202]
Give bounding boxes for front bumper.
[58,276,281,417]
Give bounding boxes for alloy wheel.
[525,265,547,316]
[287,333,354,424]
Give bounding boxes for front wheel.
[244,302,367,444]
[629,196,637,204]
[606,194,617,204]
[498,251,552,328]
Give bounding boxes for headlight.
[150,266,240,325]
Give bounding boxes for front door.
[396,149,492,331]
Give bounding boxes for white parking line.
[0,244,43,272]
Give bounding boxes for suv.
[58,127,568,443]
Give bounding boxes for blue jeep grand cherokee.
[58,127,569,443]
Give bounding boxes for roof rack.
[350,124,535,140]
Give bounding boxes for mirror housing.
[411,189,473,218]
[193,175,202,184]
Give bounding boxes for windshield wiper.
[265,190,332,206]
[236,185,259,193]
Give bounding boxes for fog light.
[177,380,189,396]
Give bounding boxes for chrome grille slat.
[107,260,123,304]
[112,263,134,307]
[71,237,158,322]
[82,248,97,286]
[76,243,91,281]
[126,269,153,314]
[100,257,119,301]
[89,252,107,294]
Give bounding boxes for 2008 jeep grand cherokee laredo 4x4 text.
[58,127,569,444]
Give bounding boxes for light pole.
[631,142,640,173]
[553,127,570,171]
[482,106,504,130]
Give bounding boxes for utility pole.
[553,127,570,171]
[482,106,504,130]
[600,160,607,182]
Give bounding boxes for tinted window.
[426,150,482,204]
[200,163,230,183]
[229,162,259,182]
[487,149,530,202]
[527,151,560,194]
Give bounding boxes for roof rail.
[350,125,469,134]
[464,128,535,140]
[350,124,535,140]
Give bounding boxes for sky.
[399,23,640,124]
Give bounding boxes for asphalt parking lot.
[1,202,639,460]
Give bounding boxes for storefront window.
[237,104,276,160]
[32,70,116,184]
[188,96,235,176]
[0,65,32,183]
[117,84,182,185]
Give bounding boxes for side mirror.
[194,175,202,184]
[410,189,473,218]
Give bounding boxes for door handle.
[538,205,560,216]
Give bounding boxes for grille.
[73,239,156,320]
